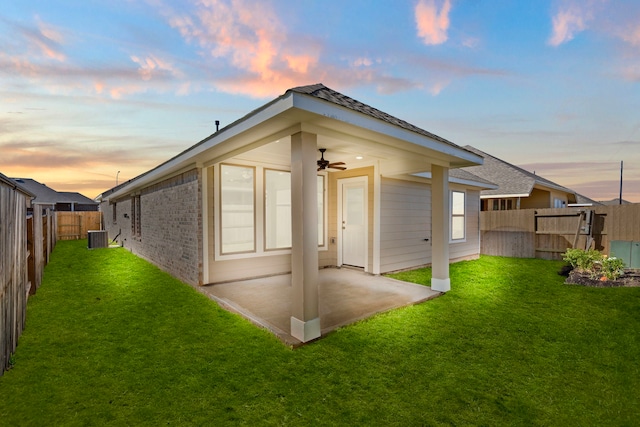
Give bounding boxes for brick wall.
[102,169,202,286]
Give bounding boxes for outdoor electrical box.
[610,241,640,269]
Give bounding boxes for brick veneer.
[102,169,203,286]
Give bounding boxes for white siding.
[380,178,432,273]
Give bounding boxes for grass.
[1,240,639,425]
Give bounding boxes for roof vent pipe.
[215,120,220,132]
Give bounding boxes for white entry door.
[339,178,367,268]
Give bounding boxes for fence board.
[56,211,101,240]
[0,180,29,375]
[1,185,56,375]
[480,204,640,260]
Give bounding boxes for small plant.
[602,256,626,280]
[562,249,626,281]
[8,353,16,369]
[562,249,602,272]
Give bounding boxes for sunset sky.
[1,0,639,202]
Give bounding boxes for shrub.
[562,249,602,272]
[562,249,626,280]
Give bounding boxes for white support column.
[431,164,451,292]
[201,166,210,286]
[290,131,321,342]
[372,160,381,275]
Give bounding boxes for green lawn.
[1,240,639,425]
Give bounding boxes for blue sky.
[1,0,639,201]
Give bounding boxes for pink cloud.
[415,0,452,46]
[130,54,183,81]
[548,1,640,48]
[162,0,323,97]
[548,4,592,46]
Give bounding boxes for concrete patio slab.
[200,268,441,346]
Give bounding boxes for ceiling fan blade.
[329,165,347,171]
[329,162,346,166]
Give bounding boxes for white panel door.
[341,180,367,267]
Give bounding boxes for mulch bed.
[564,269,640,287]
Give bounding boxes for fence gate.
[534,209,596,259]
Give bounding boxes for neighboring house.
[10,178,98,212]
[462,146,578,210]
[96,83,491,342]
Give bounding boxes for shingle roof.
[289,84,456,146]
[59,191,98,205]
[461,145,577,197]
[0,172,34,197]
[574,193,602,205]
[448,168,496,187]
[10,178,96,205]
[598,198,632,205]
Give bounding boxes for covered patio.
[201,268,441,346]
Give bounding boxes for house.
[10,178,98,213]
[97,83,491,342]
[461,146,579,210]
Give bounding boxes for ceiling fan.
[317,148,347,171]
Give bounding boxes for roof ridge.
[290,83,456,146]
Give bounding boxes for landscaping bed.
[566,269,640,287]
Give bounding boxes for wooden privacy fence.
[480,204,640,260]
[56,211,102,240]
[26,210,57,296]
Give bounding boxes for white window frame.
[213,162,328,261]
[450,190,466,242]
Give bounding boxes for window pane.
[452,191,465,215]
[221,165,254,253]
[317,175,324,246]
[265,170,291,250]
[451,191,465,240]
[452,217,465,240]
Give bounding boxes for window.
[112,202,117,224]
[220,164,255,254]
[131,195,141,238]
[263,170,325,250]
[216,164,327,259]
[554,198,566,208]
[451,191,465,241]
[265,169,291,250]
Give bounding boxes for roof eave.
[104,92,297,201]
[291,94,483,168]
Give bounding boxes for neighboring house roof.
[10,178,97,206]
[598,198,632,205]
[412,168,498,189]
[100,83,483,201]
[0,172,35,197]
[448,169,498,189]
[58,191,98,205]
[461,145,577,199]
[573,193,603,206]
